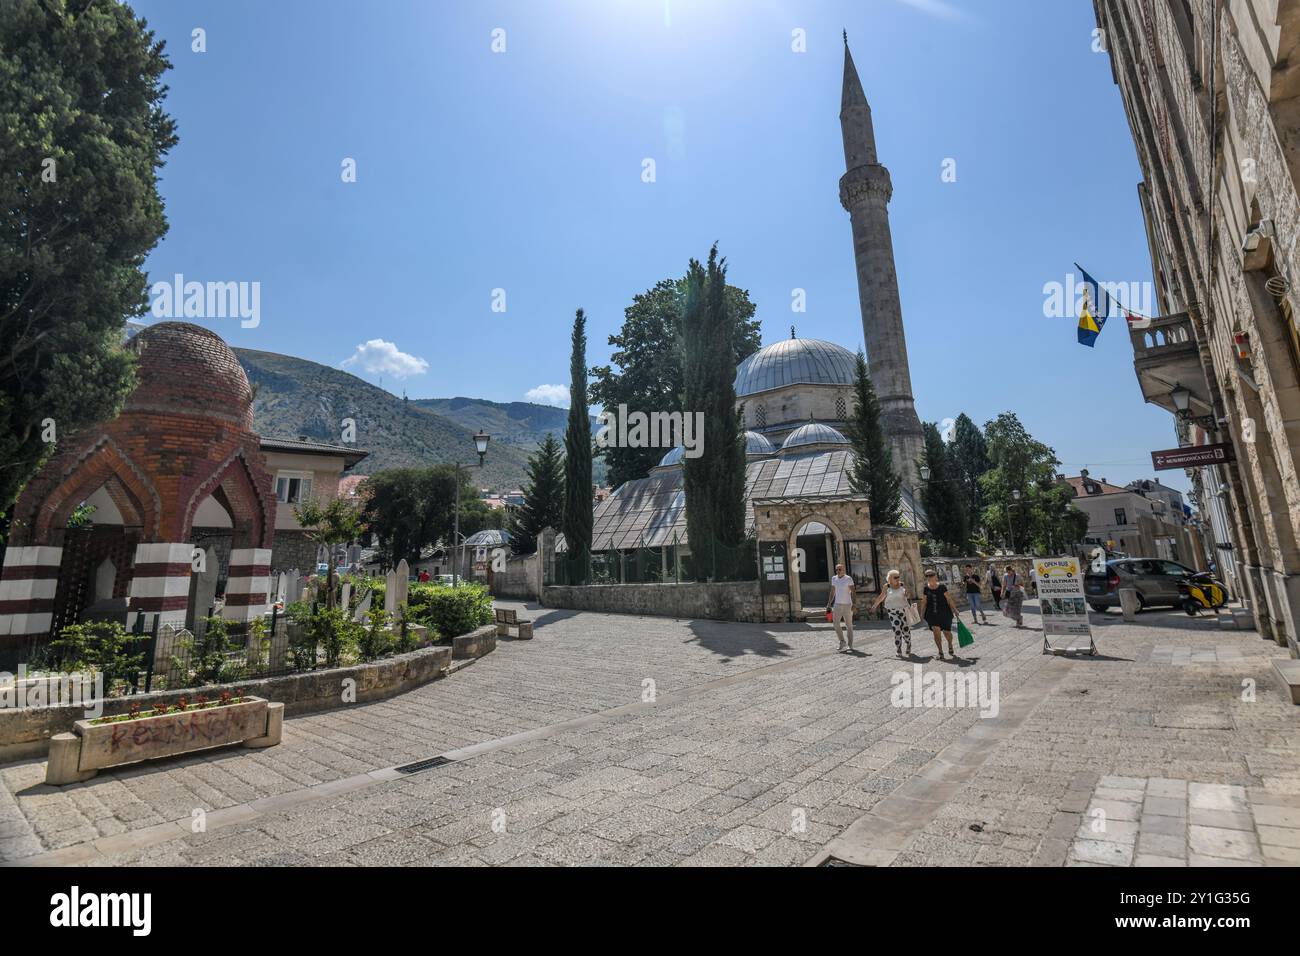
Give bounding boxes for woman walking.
[986,565,1002,608]
[1002,564,1025,627]
[922,568,960,659]
[873,569,912,658]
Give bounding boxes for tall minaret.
[839,33,925,501]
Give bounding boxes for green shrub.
[407,583,492,639]
[311,607,360,668]
[47,621,144,691]
[394,604,418,654]
[358,604,391,661]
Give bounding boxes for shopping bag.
[905,602,922,628]
[956,619,975,648]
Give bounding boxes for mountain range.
[235,349,604,490]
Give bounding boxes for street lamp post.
[451,430,491,588]
[1006,488,1021,555]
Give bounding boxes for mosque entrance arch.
[788,514,847,612]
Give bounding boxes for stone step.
[1272,659,1300,705]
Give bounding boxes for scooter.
[1178,571,1228,616]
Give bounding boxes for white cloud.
[894,0,972,22]
[341,339,429,379]
[526,384,570,407]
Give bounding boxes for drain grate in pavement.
[394,755,453,774]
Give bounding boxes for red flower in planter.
[177,696,189,711]
[219,691,233,706]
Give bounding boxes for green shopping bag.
[956,619,975,648]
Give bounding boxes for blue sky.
[131,0,1185,491]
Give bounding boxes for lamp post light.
[451,431,491,588]
[1006,488,1022,555]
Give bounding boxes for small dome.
[744,431,777,458]
[126,322,254,430]
[734,337,857,397]
[781,422,850,453]
[655,446,685,469]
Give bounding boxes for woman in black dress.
[922,569,961,659]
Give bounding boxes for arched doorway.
[789,515,845,612]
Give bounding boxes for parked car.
[1084,558,1197,612]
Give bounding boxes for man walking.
[830,563,856,652]
[963,563,989,624]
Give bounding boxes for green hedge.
[406,582,492,638]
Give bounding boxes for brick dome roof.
[126,322,254,430]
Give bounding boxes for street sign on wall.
[1151,443,1235,471]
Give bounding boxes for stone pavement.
[0,601,1296,867]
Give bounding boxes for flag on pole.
[1075,263,1114,347]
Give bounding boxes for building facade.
[1067,471,1202,564]
[1096,0,1300,651]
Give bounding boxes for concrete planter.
[45,696,283,785]
[452,628,497,660]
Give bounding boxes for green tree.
[294,495,365,609]
[562,309,593,576]
[360,466,480,568]
[845,350,902,526]
[948,413,990,538]
[978,412,1087,554]
[510,433,564,555]
[590,276,761,487]
[681,246,747,580]
[920,422,970,553]
[0,0,178,514]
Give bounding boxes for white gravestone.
[394,559,410,611]
[353,589,372,623]
[384,569,397,617]
[341,581,351,613]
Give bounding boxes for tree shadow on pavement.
[684,620,795,662]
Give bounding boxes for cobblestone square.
[1,600,1296,867]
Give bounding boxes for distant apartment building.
[261,437,368,572]
[1095,0,1300,650]
[1068,471,1202,564]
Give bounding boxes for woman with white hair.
[872,568,912,658]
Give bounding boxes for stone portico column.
[128,542,192,632]
[223,547,272,621]
[0,545,63,652]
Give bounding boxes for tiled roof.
[591,449,861,551]
[260,436,369,467]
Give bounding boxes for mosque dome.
[655,446,686,469]
[744,431,777,458]
[734,337,857,397]
[780,422,851,454]
[125,322,255,430]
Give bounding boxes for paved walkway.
[0,601,1296,866]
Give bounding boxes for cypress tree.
[949,413,990,538]
[562,309,593,576]
[510,433,565,555]
[681,245,746,579]
[920,421,970,553]
[845,350,903,526]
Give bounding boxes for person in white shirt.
[829,563,856,652]
[872,568,912,657]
